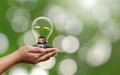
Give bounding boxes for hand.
[15,46,58,64]
[0,46,57,74]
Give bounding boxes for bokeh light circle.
[23,30,36,45]
[93,5,111,22]
[58,58,77,75]
[17,35,25,47]
[86,39,112,66]
[11,15,29,33]
[16,0,38,11]
[64,12,83,35]
[0,33,9,53]
[9,66,29,75]
[78,0,97,9]
[6,7,30,22]
[44,5,83,35]
[45,5,68,32]
[30,66,48,75]
[98,20,120,43]
[6,6,18,22]
[7,7,30,33]
[52,35,65,52]
[61,36,80,53]
[37,57,56,70]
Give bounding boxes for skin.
[0,46,58,74]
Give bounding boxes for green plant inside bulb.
[32,17,53,48]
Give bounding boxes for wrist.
[11,51,22,64]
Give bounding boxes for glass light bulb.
[32,17,53,48]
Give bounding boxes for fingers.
[42,48,58,53]
[18,45,58,64]
[26,53,43,64]
[28,50,57,64]
[29,47,45,53]
[29,53,42,59]
[37,51,57,62]
[27,47,58,63]
[29,47,58,54]
[29,48,58,60]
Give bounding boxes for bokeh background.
[0,0,120,75]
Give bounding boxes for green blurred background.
[0,0,120,75]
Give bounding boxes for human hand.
[15,46,58,64]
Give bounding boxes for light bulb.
[32,17,53,48]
